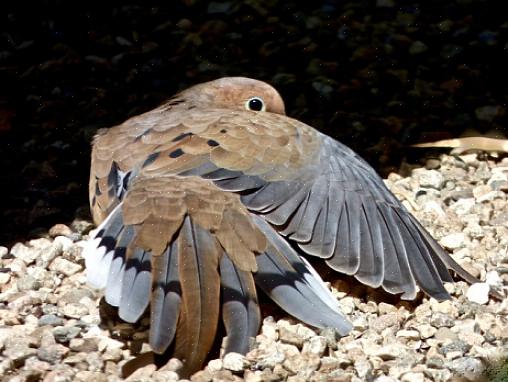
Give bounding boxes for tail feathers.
[149,241,181,354]
[85,203,353,377]
[173,216,221,377]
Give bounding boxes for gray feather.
[220,254,260,354]
[150,241,181,354]
[119,249,152,322]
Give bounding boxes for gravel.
[1,153,508,381]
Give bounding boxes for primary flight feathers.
[85,76,481,376]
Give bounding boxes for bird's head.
[175,77,286,115]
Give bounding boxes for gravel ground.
[1,153,508,382]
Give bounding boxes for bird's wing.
[131,109,479,301]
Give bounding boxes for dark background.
[1,0,506,245]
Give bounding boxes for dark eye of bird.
[246,97,265,112]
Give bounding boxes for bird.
[84,76,485,377]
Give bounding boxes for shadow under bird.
[84,77,488,376]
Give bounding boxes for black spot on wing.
[207,140,220,147]
[172,132,194,142]
[95,180,102,196]
[142,152,160,168]
[169,148,184,158]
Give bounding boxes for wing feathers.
[220,254,260,354]
[252,215,352,335]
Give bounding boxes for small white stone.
[413,168,444,190]
[401,371,424,382]
[450,198,475,216]
[421,200,446,217]
[49,258,82,276]
[440,232,466,250]
[10,243,40,265]
[53,236,74,252]
[207,358,223,371]
[302,336,327,356]
[223,352,248,372]
[485,271,503,289]
[466,283,490,305]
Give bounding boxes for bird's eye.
[245,97,265,112]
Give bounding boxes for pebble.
[10,242,41,265]
[38,314,64,327]
[49,258,82,276]
[49,224,73,238]
[223,352,249,372]
[439,232,466,250]
[413,168,444,190]
[466,283,490,305]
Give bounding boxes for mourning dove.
[85,77,484,376]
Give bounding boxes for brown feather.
[173,217,221,377]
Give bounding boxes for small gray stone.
[53,326,81,343]
[49,257,82,276]
[37,343,69,363]
[440,340,471,356]
[16,274,41,291]
[413,168,444,190]
[449,357,485,380]
[430,312,455,328]
[38,314,64,327]
[59,288,95,304]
